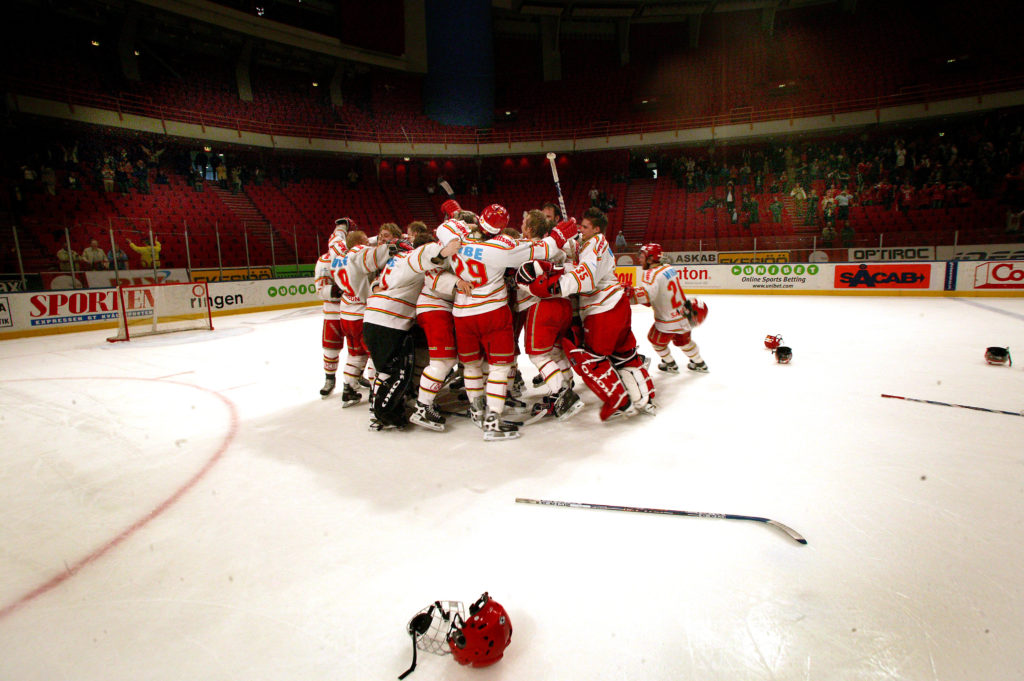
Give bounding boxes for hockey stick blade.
[439,180,454,198]
[881,393,1024,417]
[515,498,807,545]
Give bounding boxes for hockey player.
[332,230,393,407]
[515,210,581,420]
[363,233,463,430]
[630,243,709,374]
[523,207,655,421]
[409,220,475,431]
[439,204,578,441]
[312,220,352,396]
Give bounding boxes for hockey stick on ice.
[515,498,807,545]
[881,393,1024,417]
[545,152,568,220]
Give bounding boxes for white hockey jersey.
[314,252,340,319]
[451,233,562,318]
[364,243,446,331]
[417,270,461,315]
[635,264,693,334]
[555,232,623,318]
[332,242,391,321]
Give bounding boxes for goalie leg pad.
[612,350,656,409]
[372,334,415,426]
[561,340,630,421]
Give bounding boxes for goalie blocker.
[107,281,214,342]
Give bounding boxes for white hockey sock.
[652,343,673,363]
[418,358,456,405]
[681,341,703,364]
[529,352,564,395]
[486,363,511,414]
[344,354,369,389]
[323,347,340,374]
[463,361,485,403]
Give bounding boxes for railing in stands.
[6,74,1024,148]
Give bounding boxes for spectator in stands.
[789,184,807,216]
[615,231,627,248]
[841,222,855,247]
[589,186,600,206]
[108,243,128,271]
[80,239,107,270]
[128,236,161,268]
[116,160,132,193]
[768,196,783,223]
[725,181,737,214]
[101,163,115,193]
[56,243,78,272]
[822,223,837,248]
[804,188,819,225]
[133,160,150,193]
[347,168,359,187]
[217,160,228,190]
[898,182,915,213]
[231,166,242,194]
[1005,207,1023,233]
[835,188,852,223]
[40,165,57,196]
[66,171,80,191]
[745,195,761,224]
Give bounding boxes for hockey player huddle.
[312,201,708,441]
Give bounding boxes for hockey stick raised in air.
[545,152,568,220]
[515,497,807,545]
[881,393,1024,417]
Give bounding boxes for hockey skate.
[657,360,680,374]
[468,396,487,429]
[483,411,520,441]
[531,374,545,388]
[504,395,530,415]
[510,370,526,398]
[687,361,709,373]
[409,401,446,432]
[319,375,336,397]
[601,398,638,422]
[341,384,363,408]
[552,387,584,421]
[367,417,402,432]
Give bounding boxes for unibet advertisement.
[728,263,823,290]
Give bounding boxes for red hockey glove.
[515,259,554,286]
[441,199,461,219]
[528,271,562,299]
[548,218,578,249]
[621,284,637,304]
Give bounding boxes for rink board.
[2,262,1022,339]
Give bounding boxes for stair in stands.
[784,195,815,234]
[208,184,291,266]
[402,188,440,227]
[621,179,657,241]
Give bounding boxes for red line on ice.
[0,376,238,620]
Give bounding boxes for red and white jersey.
[314,252,340,319]
[451,234,561,318]
[635,264,693,334]
[417,270,460,315]
[332,242,391,321]
[435,218,475,247]
[556,233,622,319]
[364,243,446,331]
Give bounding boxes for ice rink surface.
[1,294,1023,681]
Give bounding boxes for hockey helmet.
[639,242,663,265]
[984,346,1012,366]
[686,298,708,327]
[447,593,512,668]
[480,204,510,235]
[764,334,783,351]
[775,346,793,364]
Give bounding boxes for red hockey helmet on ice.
[639,242,663,265]
[447,593,512,668]
[480,204,510,235]
[984,346,1012,366]
[764,334,783,351]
